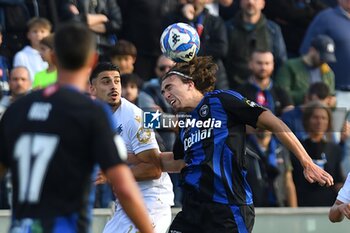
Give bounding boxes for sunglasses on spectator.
[158,65,173,72]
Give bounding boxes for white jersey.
[112,98,174,205]
[337,173,350,203]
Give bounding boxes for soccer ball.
[160,22,200,63]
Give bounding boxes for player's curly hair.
[163,56,217,94]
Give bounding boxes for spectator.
[164,0,229,89]
[291,101,344,206]
[275,34,335,105]
[300,0,350,108]
[0,0,31,62]
[117,0,178,79]
[237,49,293,117]
[33,34,56,89]
[225,0,287,89]
[0,25,10,96]
[0,66,31,118]
[13,17,51,81]
[300,0,350,176]
[246,129,297,207]
[109,40,137,76]
[59,0,122,60]
[264,0,328,57]
[281,82,336,141]
[121,73,159,113]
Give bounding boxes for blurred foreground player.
[0,22,153,233]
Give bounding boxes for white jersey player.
[90,62,174,233]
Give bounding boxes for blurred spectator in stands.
[225,0,287,89]
[121,73,160,113]
[0,66,31,116]
[246,128,297,207]
[263,0,328,58]
[300,0,350,109]
[59,0,122,61]
[282,82,335,141]
[0,25,10,96]
[237,50,293,117]
[291,101,344,206]
[205,0,239,21]
[13,17,51,81]
[164,0,229,89]
[0,0,31,62]
[33,34,56,89]
[0,65,31,209]
[275,34,335,105]
[300,0,350,175]
[109,40,137,76]
[117,0,177,80]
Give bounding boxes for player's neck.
[56,68,90,92]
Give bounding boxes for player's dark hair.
[90,62,120,84]
[121,73,143,90]
[54,22,96,70]
[164,56,217,94]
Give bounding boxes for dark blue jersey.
[174,90,266,205]
[0,85,125,232]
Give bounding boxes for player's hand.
[182,4,195,20]
[94,170,108,185]
[338,203,350,219]
[303,161,334,187]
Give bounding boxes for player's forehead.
[96,70,120,80]
[161,75,181,89]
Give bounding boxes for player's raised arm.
[256,110,334,187]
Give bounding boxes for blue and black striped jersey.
[174,90,266,205]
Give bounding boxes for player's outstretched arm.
[329,200,350,222]
[256,110,334,187]
[160,152,186,173]
[105,164,154,233]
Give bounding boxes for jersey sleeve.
[91,103,126,171]
[337,173,350,203]
[218,90,266,128]
[124,112,159,155]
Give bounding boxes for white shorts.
[102,197,172,233]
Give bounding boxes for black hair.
[90,62,120,84]
[121,73,143,89]
[54,22,96,70]
[307,82,330,100]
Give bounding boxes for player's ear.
[187,80,195,90]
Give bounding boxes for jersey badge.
[199,104,209,117]
[136,127,152,144]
